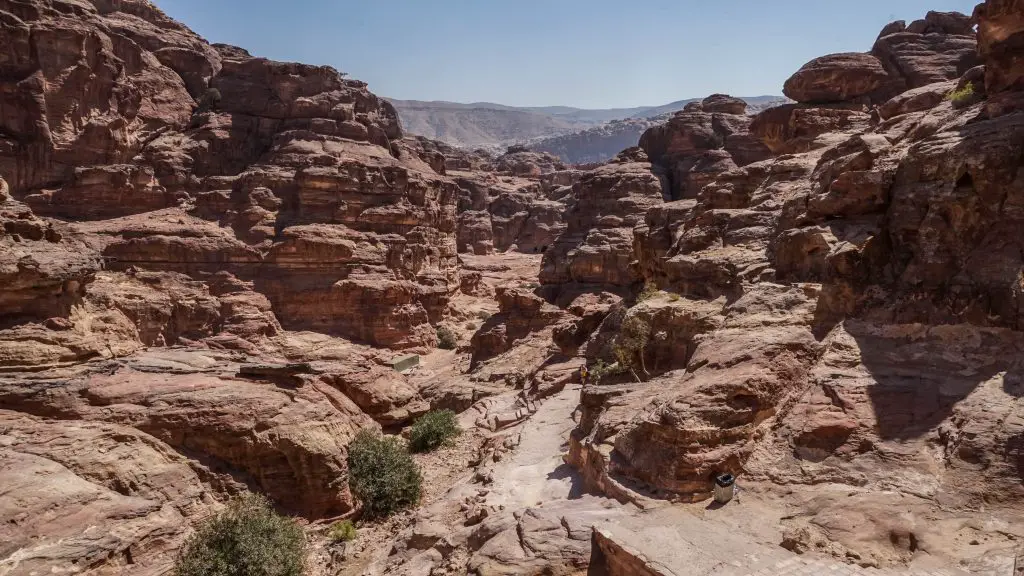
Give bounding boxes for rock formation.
[0,2,470,573]
[640,93,774,200]
[560,8,1024,570]
[442,146,578,255]
[1,0,460,350]
[539,147,664,292]
[6,1,1024,575]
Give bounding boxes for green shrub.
[614,314,652,378]
[436,326,457,350]
[174,494,305,576]
[327,520,357,543]
[347,430,422,519]
[946,83,976,106]
[589,358,627,383]
[409,409,461,453]
[668,293,681,302]
[476,310,493,320]
[638,282,659,302]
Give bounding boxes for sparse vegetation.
[327,520,357,543]
[347,430,422,519]
[589,358,627,383]
[614,314,652,379]
[476,310,493,320]
[408,409,461,453]
[173,494,306,576]
[638,282,659,302]
[668,293,681,302]
[465,322,478,331]
[436,326,457,350]
[946,83,976,107]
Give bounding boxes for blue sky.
[157,0,980,109]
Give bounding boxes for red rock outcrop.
[1,0,459,350]
[539,148,664,290]
[0,178,101,327]
[753,11,977,156]
[871,11,979,94]
[783,53,893,104]
[444,145,577,256]
[566,9,1024,558]
[0,3,468,574]
[639,94,773,200]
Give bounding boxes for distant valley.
[388,96,789,163]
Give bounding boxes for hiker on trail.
[579,365,588,385]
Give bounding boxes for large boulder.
[782,53,892,103]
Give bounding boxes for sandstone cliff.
[555,7,1024,569]
[0,1,461,572]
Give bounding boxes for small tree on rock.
[614,314,651,380]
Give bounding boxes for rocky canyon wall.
[552,7,1024,567]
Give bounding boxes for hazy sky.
[157,0,980,109]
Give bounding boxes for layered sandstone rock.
[566,9,1024,563]
[753,11,976,156]
[0,178,101,327]
[1,0,460,350]
[0,3,464,574]
[639,94,773,200]
[871,11,979,94]
[446,146,576,256]
[539,148,664,291]
[783,53,892,104]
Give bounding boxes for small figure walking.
[579,364,588,385]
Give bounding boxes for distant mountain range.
[528,97,791,164]
[388,96,788,163]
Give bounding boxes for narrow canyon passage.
[3,1,1024,575]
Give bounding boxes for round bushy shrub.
[347,430,422,519]
[174,494,305,576]
[436,326,458,350]
[327,519,357,542]
[408,409,461,453]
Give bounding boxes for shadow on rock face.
[848,321,1024,441]
[547,463,588,500]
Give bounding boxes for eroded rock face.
[640,93,773,200]
[976,0,1024,114]
[0,178,101,327]
[0,3,465,574]
[539,148,664,291]
[871,11,979,94]
[1,0,459,350]
[432,144,577,256]
[566,6,1024,552]
[0,413,202,576]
